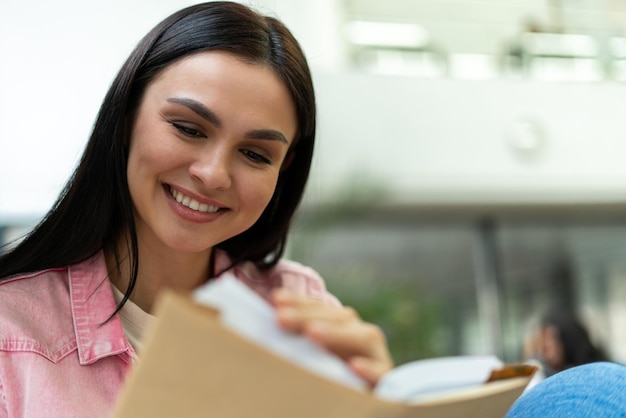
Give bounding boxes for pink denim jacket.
[0,251,338,417]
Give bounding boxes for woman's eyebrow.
[246,129,289,144]
[167,97,222,127]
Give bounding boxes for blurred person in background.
[507,309,624,417]
[538,309,610,376]
[524,309,610,381]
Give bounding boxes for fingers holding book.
[272,288,394,387]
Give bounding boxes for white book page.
[374,355,503,402]
[192,274,368,391]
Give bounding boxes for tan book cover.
[112,291,535,418]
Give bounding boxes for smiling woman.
[0,2,393,416]
[122,51,297,310]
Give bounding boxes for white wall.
[309,72,626,205]
[3,0,626,222]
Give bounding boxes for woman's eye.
[241,149,271,165]
[171,122,204,138]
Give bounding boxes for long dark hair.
[0,2,316,303]
[542,310,609,371]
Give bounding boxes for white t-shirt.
[111,284,154,355]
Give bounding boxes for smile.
[169,186,220,213]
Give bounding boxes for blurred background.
[2,0,626,366]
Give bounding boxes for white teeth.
[169,187,219,213]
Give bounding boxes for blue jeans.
[506,362,626,417]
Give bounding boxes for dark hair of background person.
[0,2,317,312]
[542,309,610,371]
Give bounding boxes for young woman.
[511,310,626,416]
[538,310,609,377]
[0,2,392,416]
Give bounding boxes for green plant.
[326,276,446,365]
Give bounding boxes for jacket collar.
[69,252,134,365]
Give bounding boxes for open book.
[191,274,536,402]
[112,275,537,418]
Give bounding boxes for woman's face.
[541,324,565,371]
[127,51,296,256]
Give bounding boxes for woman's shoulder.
[0,267,75,359]
[0,266,70,304]
[231,258,340,306]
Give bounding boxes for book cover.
[112,282,536,418]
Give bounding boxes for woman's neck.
[105,237,213,313]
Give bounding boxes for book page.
[374,355,503,402]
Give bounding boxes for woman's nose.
[188,148,232,190]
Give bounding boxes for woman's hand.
[271,288,394,388]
